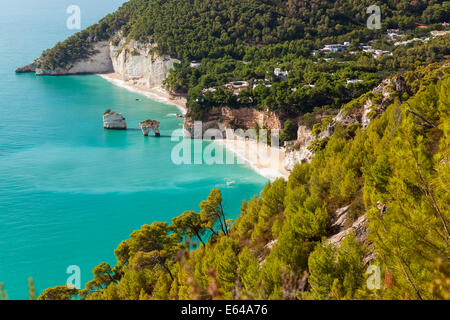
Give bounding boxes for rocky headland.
[16,34,410,180]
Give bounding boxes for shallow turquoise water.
[0,1,267,299]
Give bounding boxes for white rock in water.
[103,110,127,130]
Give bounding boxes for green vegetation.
[42,0,450,66]
[35,62,449,300]
[22,0,450,301]
[38,1,450,122]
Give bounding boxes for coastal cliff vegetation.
[33,62,450,300]
[36,0,450,127]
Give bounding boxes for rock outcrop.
[15,59,40,73]
[17,42,114,75]
[140,120,160,137]
[183,107,282,138]
[329,74,407,132]
[16,35,177,89]
[110,38,180,88]
[283,125,314,171]
[325,205,374,264]
[103,110,127,130]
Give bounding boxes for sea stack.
[103,110,127,130]
[139,120,160,137]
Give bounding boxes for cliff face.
[16,36,179,89]
[18,42,114,75]
[183,107,282,138]
[110,37,180,88]
[283,125,314,171]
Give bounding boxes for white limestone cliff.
[16,35,179,90]
[110,38,180,88]
[36,42,113,75]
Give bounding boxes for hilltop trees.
[34,0,450,124]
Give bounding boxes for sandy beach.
[98,72,289,181]
[99,73,187,114]
[215,135,289,181]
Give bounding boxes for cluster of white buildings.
[394,37,428,46]
[201,68,287,96]
[394,29,449,46]
[320,42,350,53]
[311,25,449,58]
[361,45,392,59]
[386,29,405,41]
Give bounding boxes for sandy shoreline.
[215,136,289,181]
[98,72,289,181]
[99,73,187,114]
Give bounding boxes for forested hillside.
[41,0,450,65]
[38,62,450,300]
[20,1,449,300]
[37,0,450,128]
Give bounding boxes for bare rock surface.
[326,204,368,249]
[283,125,314,171]
[183,107,281,138]
[21,42,114,75]
[103,110,127,130]
[140,120,160,137]
[110,37,180,88]
[325,205,374,264]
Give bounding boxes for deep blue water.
[0,0,267,299]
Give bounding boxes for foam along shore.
[214,134,289,181]
[98,73,187,115]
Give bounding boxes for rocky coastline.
[16,33,401,180]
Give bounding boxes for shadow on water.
[126,128,172,138]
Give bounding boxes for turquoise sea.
[0,1,267,299]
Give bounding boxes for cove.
[0,1,268,299]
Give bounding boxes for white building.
[189,61,201,68]
[274,68,288,81]
[321,42,349,53]
[346,79,363,86]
